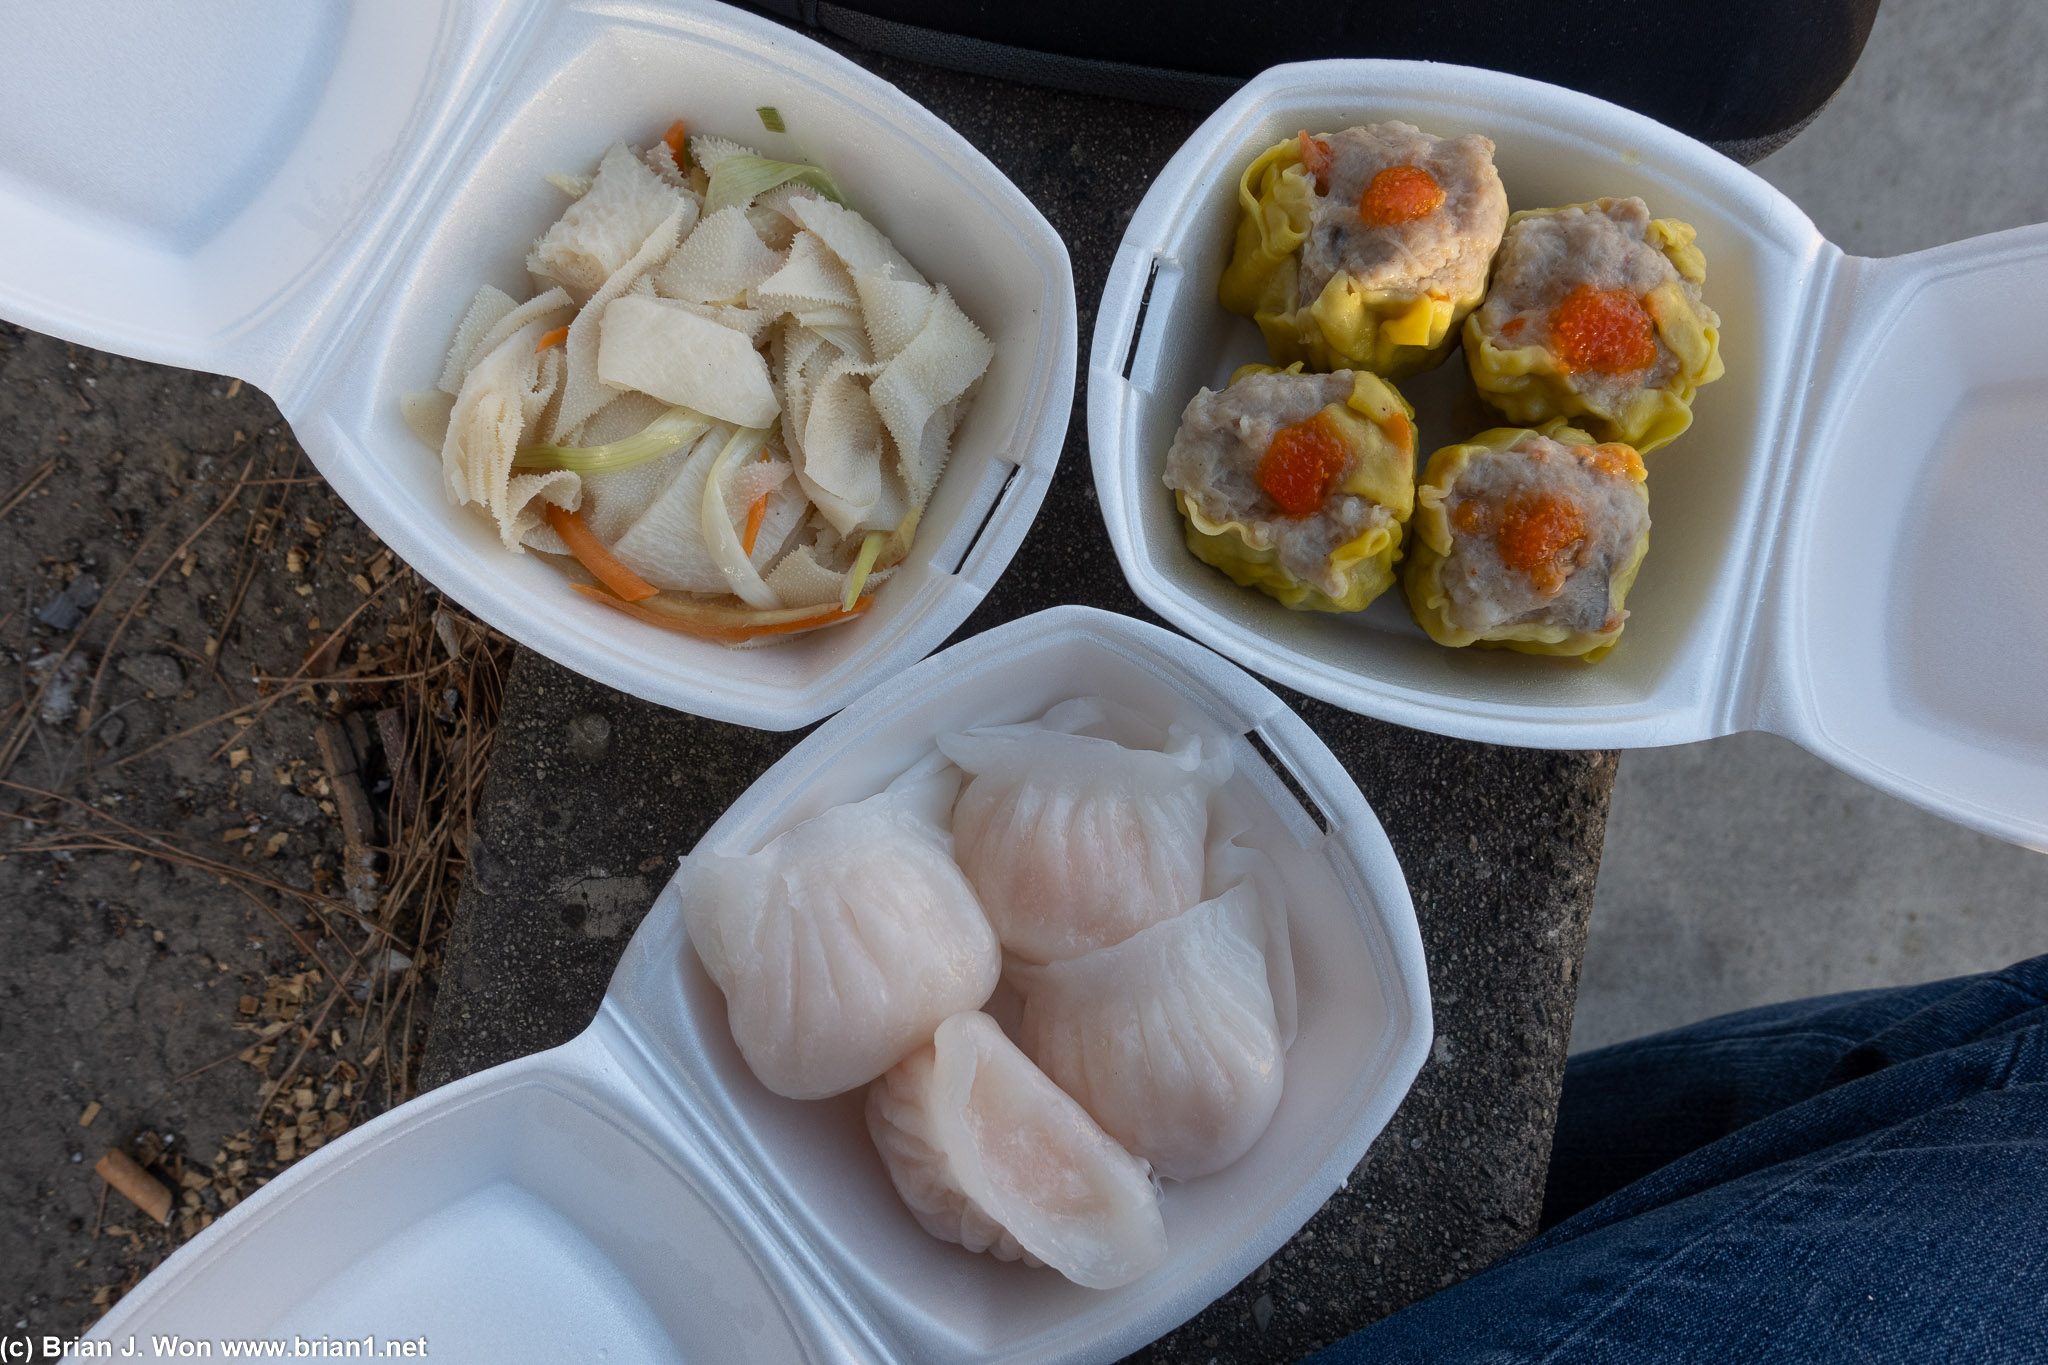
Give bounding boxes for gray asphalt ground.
[1570,0,2048,1052]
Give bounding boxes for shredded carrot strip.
[533,324,570,353]
[545,504,657,602]
[573,583,870,642]
[664,119,689,164]
[741,494,769,556]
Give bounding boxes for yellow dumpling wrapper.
[1402,419,1650,660]
[1219,139,1477,378]
[1463,208,1724,454]
[1177,369,1417,614]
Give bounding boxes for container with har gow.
[88,607,1430,1364]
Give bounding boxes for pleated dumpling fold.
[1009,862,1295,1181]
[937,698,1233,964]
[677,761,999,1100]
[866,1011,1169,1288]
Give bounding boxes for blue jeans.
[1312,956,2048,1363]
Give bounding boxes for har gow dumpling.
[938,698,1232,964]
[866,1011,1168,1288]
[678,766,998,1100]
[1010,876,1294,1180]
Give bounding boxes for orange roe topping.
[1499,316,1527,340]
[1298,131,1334,195]
[1495,494,1587,596]
[1451,498,1489,536]
[1359,165,1444,226]
[1549,285,1659,375]
[1585,442,1639,478]
[1257,412,1351,517]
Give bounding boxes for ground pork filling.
[1473,199,1703,414]
[1437,433,1648,635]
[1296,122,1508,307]
[1163,370,1394,596]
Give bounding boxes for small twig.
[206,447,300,693]
[0,781,398,942]
[226,883,347,988]
[0,519,170,782]
[76,451,257,734]
[105,696,271,771]
[0,456,57,523]
[203,580,395,763]
[252,663,452,688]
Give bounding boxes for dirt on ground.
[0,323,503,1337]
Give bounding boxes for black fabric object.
[746,0,1880,164]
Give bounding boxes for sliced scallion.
[513,407,713,474]
[842,530,887,613]
[703,155,848,218]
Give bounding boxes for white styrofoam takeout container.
[88,606,1431,1363]
[0,0,1075,730]
[1089,60,2048,851]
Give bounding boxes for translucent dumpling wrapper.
[1219,123,1507,378]
[1009,863,1294,1181]
[866,1011,1169,1288]
[1463,199,1723,454]
[1164,365,1417,614]
[1402,420,1651,659]
[678,761,999,1099]
[938,697,1233,964]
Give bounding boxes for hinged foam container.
[1089,60,2048,851]
[87,606,1431,1363]
[0,0,1075,730]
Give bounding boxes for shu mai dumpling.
[1010,875,1296,1180]
[937,698,1232,964]
[1220,122,1507,377]
[1464,197,1723,454]
[866,1011,1169,1288]
[677,765,999,1099]
[1163,364,1417,614]
[1402,421,1651,660]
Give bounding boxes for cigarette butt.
[78,1101,101,1128]
[95,1149,172,1225]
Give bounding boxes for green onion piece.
[513,407,713,474]
[756,106,786,134]
[842,530,886,613]
[703,155,848,218]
